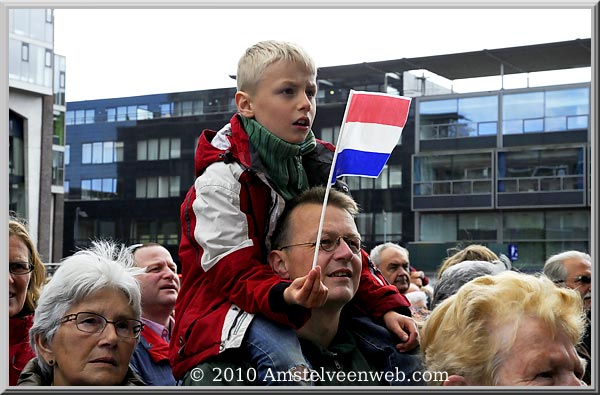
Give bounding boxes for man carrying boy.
[170,40,418,384]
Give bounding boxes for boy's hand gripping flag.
[311,90,412,268]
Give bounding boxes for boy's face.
[237,60,317,144]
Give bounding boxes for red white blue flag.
[331,90,412,182]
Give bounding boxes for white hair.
[29,240,144,376]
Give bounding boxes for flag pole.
[311,90,355,269]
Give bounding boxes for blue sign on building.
[508,244,518,261]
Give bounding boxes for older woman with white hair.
[421,271,587,386]
[18,240,146,386]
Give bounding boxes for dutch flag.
[312,90,412,267]
[331,90,412,182]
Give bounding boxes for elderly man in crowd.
[543,250,592,384]
[129,243,180,386]
[370,243,411,295]
[421,271,587,386]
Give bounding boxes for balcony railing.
[414,179,492,196]
[420,121,497,140]
[498,175,584,193]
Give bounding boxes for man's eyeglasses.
[554,275,591,286]
[278,234,362,255]
[9,262,34,275]
[574,275,592,285]
[61,312,144,339]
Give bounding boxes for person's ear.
[235,91,254,118]
[34,332,55,367]
[443,375,470,386]
[268,250,290,280]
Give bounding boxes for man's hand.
[383,310,419,352]
[283,266,328,308]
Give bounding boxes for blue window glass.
[523,119,544,133]
[66,111,75,125]
[92,178,102,192]
[420,99,457,115]
[85,109,95,124]
[502,92,544,134]
[117,106,127,121]
[106,108,116,122]
[81,179,91,191]
[568,115,588,130]
[102,178,113,193]
[160,103,172,117]
[82,143,92,164]
[92,142,102,164]
[75,110,85,125]
[458,96,497,124]
[545,88,588,117]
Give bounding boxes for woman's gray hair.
[29,240,144,376]
[431,260,508,309]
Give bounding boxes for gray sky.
[53,8,593,102]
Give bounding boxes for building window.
[92,142,103,164]
[414,152,493,196]
[45,49,52,67]
[136,176,180,198]
[420,212,498,243]
[21,43,29,61]
[81,141,124,164]
[107,108,116,122]
[129,219,179,246]
[320,126,340,145]
[356,213,374,242]
[45,9,53,23]
[160,102,173,117]
[117,106,127,121]
[82,143,92,164]
[64,145,70,165]
[389,165,402,187]
[419,95,498,140]
[106,105,151,122]
[497,147,584,193]
[374,211,402,241]
[51,150,64,186]
[137,138,181,161]
[502,87,589,134]
[81,177,117,200]
[66,109,96,125]
[85,109,95,124]
[65,111,75,125]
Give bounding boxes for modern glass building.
[62,39,591,274]
[9,9,67,261]
[411,83,590,272]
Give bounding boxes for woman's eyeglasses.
[61,312,144,339]
[9,262,34,275]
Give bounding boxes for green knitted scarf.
[241,116,316,201]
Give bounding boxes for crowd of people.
[8,39,592,387]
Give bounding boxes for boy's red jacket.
[170,114,410,379]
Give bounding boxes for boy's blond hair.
[237,40,316,94]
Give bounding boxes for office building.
[63,39,591,273]
[9,9,66,262]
